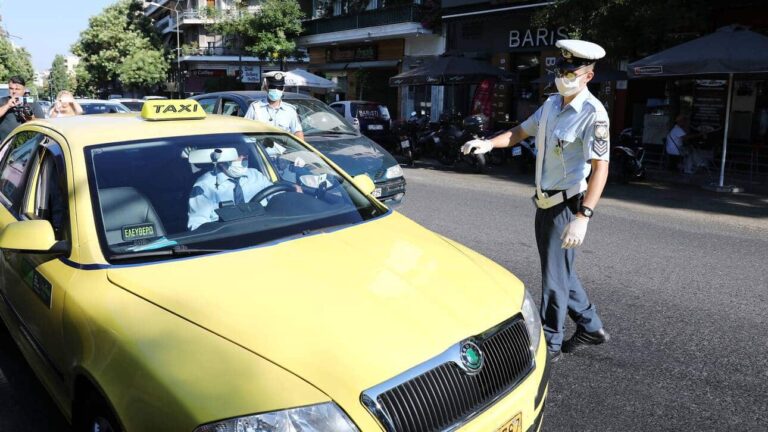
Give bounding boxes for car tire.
[79,392,122,432]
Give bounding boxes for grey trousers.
[535,202,603,351]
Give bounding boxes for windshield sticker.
[122,223,157,241]
[244,136,259,143]
[127,237,179,252]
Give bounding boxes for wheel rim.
[92,416,115,432]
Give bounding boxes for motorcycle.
[434,112,490,173]
[610,128,646,183]
[391,119,416,166]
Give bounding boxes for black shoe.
[562,328,610,354]
[547,349,562,363]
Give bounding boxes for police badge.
[593,120,609,156]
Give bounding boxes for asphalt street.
[1,163,766,431]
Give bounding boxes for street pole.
[175,8,181,98]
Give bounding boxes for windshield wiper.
[308,130,357,136]
[109,246,226,261]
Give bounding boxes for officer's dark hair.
[8,76,26,86]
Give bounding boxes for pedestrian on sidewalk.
[461,39,611,362]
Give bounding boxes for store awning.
[309,60,400,71]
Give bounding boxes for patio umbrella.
[284,68,336,90]
[389,55,515,86]
[628,25,768,190]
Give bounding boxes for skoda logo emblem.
[460,340,484,373]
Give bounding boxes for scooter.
[391,120,416,166]
[610,128,646,183]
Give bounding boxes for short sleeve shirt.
[187,169,273,230]
[0,98,46,141]
[520,89,610,191]
[244,100,303,135]
[665,125,686,155]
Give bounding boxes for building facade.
[297,0,444,119]
[144,0,306,96]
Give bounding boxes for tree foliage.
[0,37,35,84]
[72,0,169,94]
[48,54,70,96]
[533,0,724,59]
[212,0,305,62]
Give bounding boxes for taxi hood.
[106,212,525,411]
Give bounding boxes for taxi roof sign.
[141,99,206,121]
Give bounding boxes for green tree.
[0,37,35,84]
[212,0,305,65]
[72,0,169,95]
[532,0,726,59]
[48,54,70,96]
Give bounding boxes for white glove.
[181,146,196,159]
[461,139,493,155]
[561,217,589,249]
[293,156,306,168]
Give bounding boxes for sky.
[1,0,117,71]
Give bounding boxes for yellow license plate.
[496,412,522,432]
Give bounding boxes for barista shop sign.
[509,26,568,49]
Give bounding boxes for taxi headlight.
[521,289,542,353]
[385,164,403,179]
[194,402,358,432]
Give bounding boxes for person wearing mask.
[461,40,611,362]
[187,147,273,230]
[48,90,83,118]
[244,71,304,141]
[0,76,45,141]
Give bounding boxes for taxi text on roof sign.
[141,99,206,121]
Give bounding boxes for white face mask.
[227,160,248,177]
[555,75,584,97]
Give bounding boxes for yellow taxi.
[0,100,548,432]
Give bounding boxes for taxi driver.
[187,147,273,230]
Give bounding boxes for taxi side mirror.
[352,174,376,196]
[0,220,65,254]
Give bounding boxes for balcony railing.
[303,5,423,36]
[179,6,261,24]
[183,45,243,57]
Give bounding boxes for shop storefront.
[442,5,569,125]
[308,40,404,117]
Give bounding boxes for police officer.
[187,147,273,231]
[245,71,304,141]
[462,40,611,361]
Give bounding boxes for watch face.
[582,207,593,217]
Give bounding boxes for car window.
[122,101,144,111]
[283,99,358,136]
[82,103,131,115]
[197,98,219,114]
[0,132,42,212]
[351,103,385,120]
[29,139,70,241]
[84,133,385,263]
[330,104,345,116]
[222,99,241,116]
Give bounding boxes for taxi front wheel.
[76,392,122,432]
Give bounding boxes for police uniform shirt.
[244,100,303,135]
[187,168,273,230]
[521,88,610,191]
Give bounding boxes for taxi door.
[0,131,77,384]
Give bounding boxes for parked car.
[330,100,394,144]
[76,99,132,115]
[189,91,406,205]
[115,98,145,112]
[0,100,549,431]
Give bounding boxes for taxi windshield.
[85,133,385,263]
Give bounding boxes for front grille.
[362,316,534,432]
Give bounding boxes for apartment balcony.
[303,5,423,35]
[178,6,261,25]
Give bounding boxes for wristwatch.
[580,205,594,218]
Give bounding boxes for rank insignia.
[593,120,609,156]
